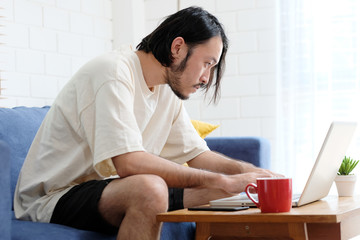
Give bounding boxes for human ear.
[170,37,186,59]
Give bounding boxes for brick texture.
[2,0,112,107]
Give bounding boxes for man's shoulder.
[89,49,136,70]
[74,48,138,84]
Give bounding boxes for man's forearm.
[187,150,257,175]
[112,151,227,190]
[111,150,278,195]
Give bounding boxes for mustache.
[195,83,207,89]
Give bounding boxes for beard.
[165,68,187,100]
[165,50,192,100]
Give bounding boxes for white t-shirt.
[14,48,209,223]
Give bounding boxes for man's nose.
[200,69,210,84]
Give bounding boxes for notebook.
[210,121,357,208]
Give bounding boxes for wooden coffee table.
[157,196,360,240]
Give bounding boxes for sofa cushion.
[12,218,116,240]
[11,213,195,240]
[0,106,50,205]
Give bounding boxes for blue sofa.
[0,106,270,240]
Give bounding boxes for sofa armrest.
[204,137,270,169]
[0,140,11,240]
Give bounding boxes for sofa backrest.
[0,140,11,238]
[0,106,50,203]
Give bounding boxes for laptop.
[210,121,357,208]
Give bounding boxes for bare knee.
[99,174,169,226]
[129,175,169,213]
[101,175,167,238]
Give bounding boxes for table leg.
[196,223,211,240]
[288,223,308,240]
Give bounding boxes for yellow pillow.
[191,119,219,139]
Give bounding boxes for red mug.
[245,178,292,213]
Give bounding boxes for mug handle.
[245,183,260,208]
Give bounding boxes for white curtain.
[277,0,360,192]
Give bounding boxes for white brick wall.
[1,0,113,107]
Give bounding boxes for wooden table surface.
[158,196,360,240]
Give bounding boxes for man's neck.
[136,51,166,90]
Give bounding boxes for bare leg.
[98,174,169,240]
[183,188,233,208]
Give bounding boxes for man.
[14,6,280,240]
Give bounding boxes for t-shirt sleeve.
[81,78,145,177]
[160,102,209,164]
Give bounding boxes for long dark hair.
[137,6,228,103]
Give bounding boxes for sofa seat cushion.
[11,212,195,240]
[12,219,116,240]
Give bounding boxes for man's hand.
[189,150,285,194]
[221,172,274,194]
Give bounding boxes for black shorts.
[50,179,184,235]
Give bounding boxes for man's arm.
[187,150,276,175]
[112,150,278,195]
[112,151,225,190]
